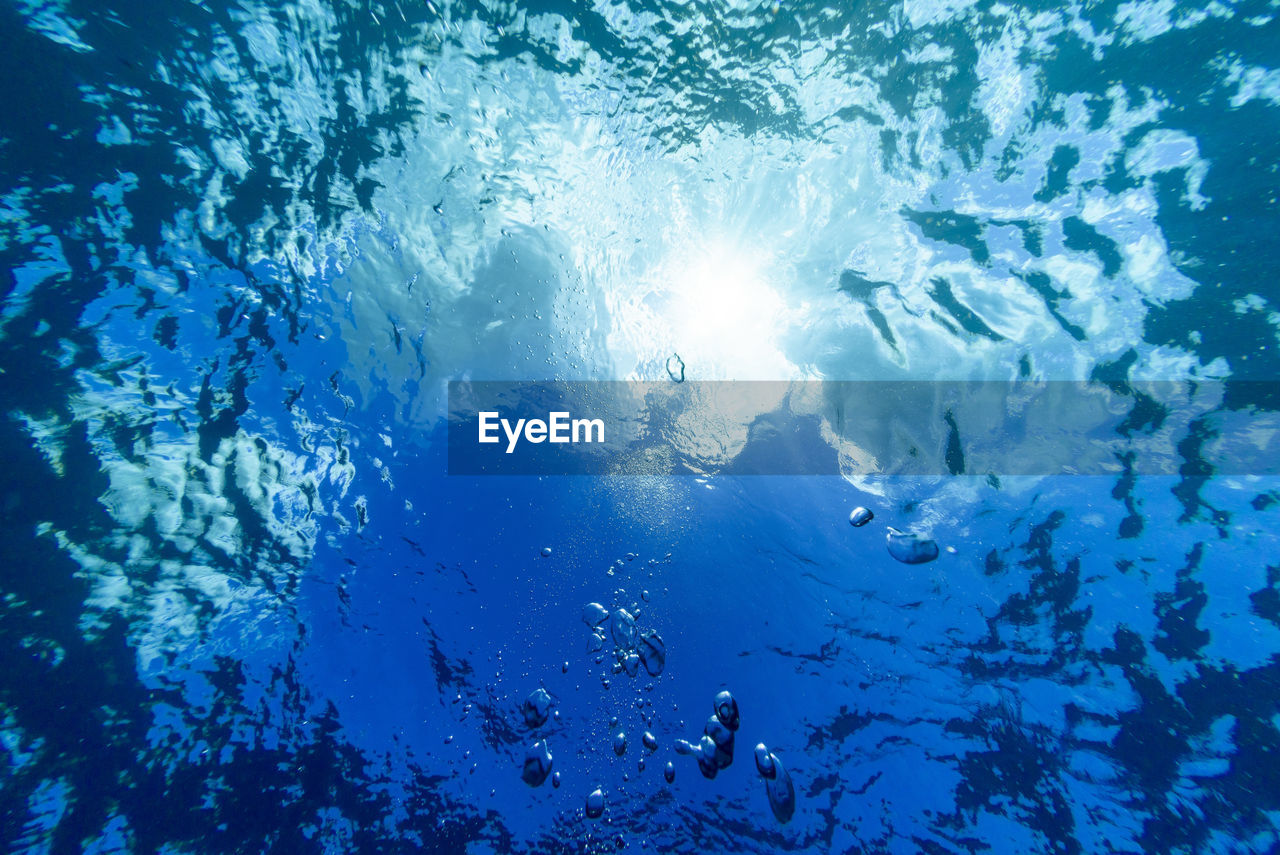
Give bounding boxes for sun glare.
[662,241,797,380]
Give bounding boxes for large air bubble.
[521,740,553,787]
[885,527,940,564]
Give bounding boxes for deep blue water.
[3,0,1280,852]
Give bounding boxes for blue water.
[3,0,1280,852]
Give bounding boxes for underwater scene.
[3,0,1280,852]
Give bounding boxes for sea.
[2,0,1280,852]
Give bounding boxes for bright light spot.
[660,241,797,380]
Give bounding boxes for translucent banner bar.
[446,380,1280,476]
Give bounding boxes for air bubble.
[666,353,686,383]
[757,762,788,819]
[638,631,666,677]
[610,609,637,650]
[582,603,609,628]
[695,735,719,779]
[714,690,740,731]
[754,743,776,779]
[585,788,605,819]
[703,715,735,769]
[521,739,553,787]
[849,506,874,527]
[521,688,553,728]
[885,528,940,564]
[756,745,795,824]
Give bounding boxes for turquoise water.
[2,0,1280,852]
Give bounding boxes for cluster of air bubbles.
[673,690,740,780]
[848,504,941,564]
[520,688,557,788]
[606,551,652,577]
[581,599,665,681]
[519,582,670,814]
[753,742,795,824]
[662,691,800,824]
[512,591,796,831]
